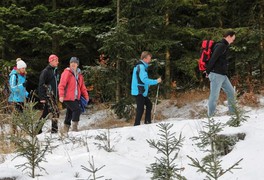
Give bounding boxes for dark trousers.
[38,103,58,133]
[64,100,81,126]
[134,95,152,126]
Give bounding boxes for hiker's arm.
[10,74,22,92]
[58,71,68,102]
[139,65,158,85]
[206,45,226,74]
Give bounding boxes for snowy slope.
[0,97,264,180]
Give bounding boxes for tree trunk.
[165,11,171,98]
[115,0,121,103]
[52,0,59,54]
[1,1,5,60]
[260,1,264,83]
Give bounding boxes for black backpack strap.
[135,61,145,86]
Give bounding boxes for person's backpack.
[1,72,18,98]
[198,40,215,72]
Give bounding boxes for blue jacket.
[131,60,158,97]
[8,69,28,103]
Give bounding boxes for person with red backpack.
[206,30,236,117]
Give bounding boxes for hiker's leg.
[64,101,73,126]
[134,95,144,126]
[221,76,236,114]
[51,119,58,133]
[208,73,225,117]
[144,97,152,124]
[70,100,81,131]
[37,103,49,134]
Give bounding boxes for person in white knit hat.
[8,58,29,133]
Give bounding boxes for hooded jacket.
[131,60,158,97]
[8,69,28,102]
[206,39,230,75]
[58,68,89,101]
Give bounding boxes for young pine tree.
[226,103,248,127]
[146,123,186,180]
[10,101,50,178]
[187,118,243,180]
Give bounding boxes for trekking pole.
[152,84,160,123]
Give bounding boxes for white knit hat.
[16,58,27,69]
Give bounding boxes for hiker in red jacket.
[58,57,89,133]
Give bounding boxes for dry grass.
[85,118,132,130]
[0,133,16,154]
[239,92,260,107]
[173,88,226,108]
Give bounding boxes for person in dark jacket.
[206,30,236,117]
[37,54,60,134]
[131,51,162,126]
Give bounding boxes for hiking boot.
[72,121,78,132]
[64,124,70,133]
[51,119,58,133]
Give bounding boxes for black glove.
[23,81,27,87]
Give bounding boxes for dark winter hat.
[70,57,79,65]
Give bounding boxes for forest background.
[1,0,263,116]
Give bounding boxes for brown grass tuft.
[239,92,260,107]
[83,118,132,130]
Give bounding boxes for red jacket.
[58,68,89,101]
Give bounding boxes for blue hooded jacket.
[8,69,28,103]
[131,60,158,97]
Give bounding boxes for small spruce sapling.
[81,155,106,180]
[146,123,186,180]
[187,117,243,180]
[94,129,116,152]
[10,101,50,178]
[226,102,248,127]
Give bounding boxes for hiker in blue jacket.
[131,51,162,126]
[8,58,28,112]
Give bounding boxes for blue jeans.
[208,72,235,117]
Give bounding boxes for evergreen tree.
[146,123,186,180]
[10,101,50,178]
[187,118,243,180]
[226,104,249,127]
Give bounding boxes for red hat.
[48,54,58,62]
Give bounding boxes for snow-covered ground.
[0,96,264,180]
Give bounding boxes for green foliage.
[146,123,186,180]
[94,129,116,152]
[111,97,135,120]
[82,65,115,102]
[10,101,50,178]
[188,118,243,180]
[81,155,106,180]
[226,105,249,127]
[1,0,264,99]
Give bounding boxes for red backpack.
[198,40,215,72]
